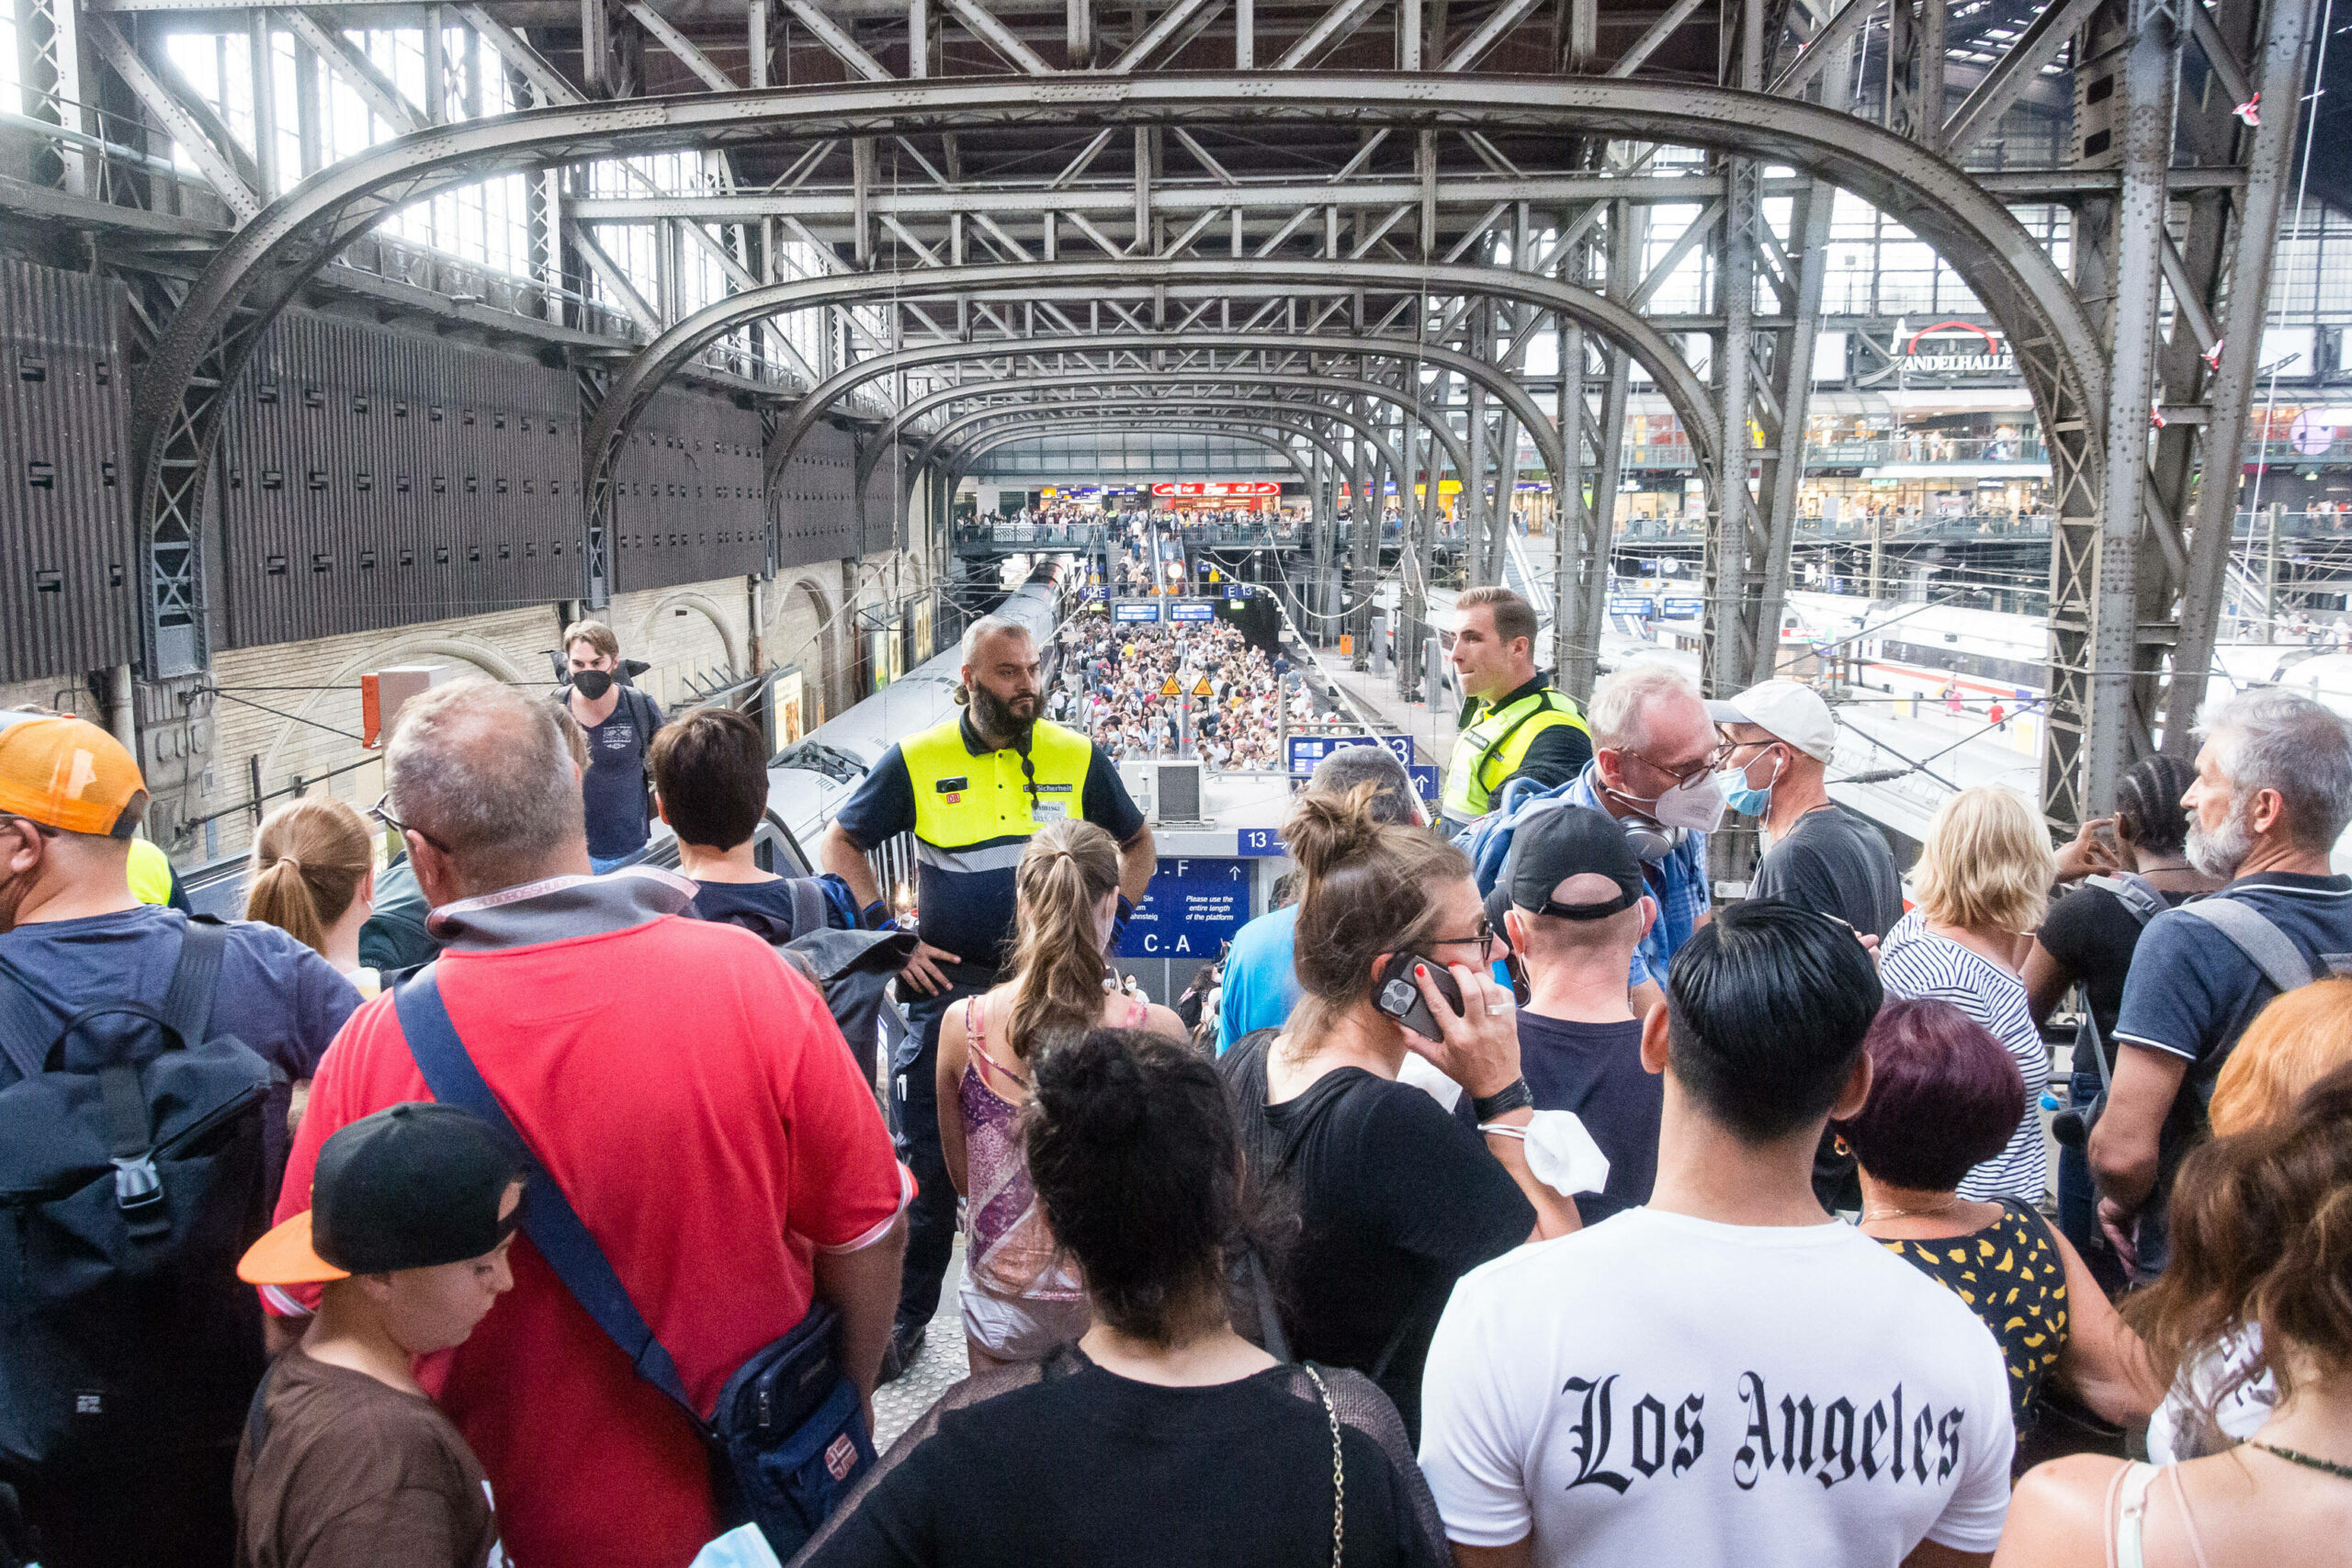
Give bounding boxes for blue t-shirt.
[1514,1010,1663,1225]
[0,907,362,1192]
[1216,904,1302,1054]
[834,718,1144,975]
[581,689,664,861]
[2115,872,2352,1129]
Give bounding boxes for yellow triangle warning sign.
[1161,676,1181,696]
[1193,677,1214,698]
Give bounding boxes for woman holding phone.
[1218,784,1580,1441]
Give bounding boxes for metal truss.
[3,0,2301,826]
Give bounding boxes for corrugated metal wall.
[862,450,909,557]
[214,310,584,649]
[0,260,136,684]
[610,387,768,594]
[775,421,862,569]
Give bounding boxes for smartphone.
[1375,953,1465,1043]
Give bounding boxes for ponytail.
[246,797,375,960]
[1003,819,1123,1061]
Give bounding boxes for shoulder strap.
[394,968,706,1429]
[2085,874,2166,928]
[2178,897,2327,993]
[161,919,230,1047]
[786,878,827,941]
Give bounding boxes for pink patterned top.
[959,992,1148,1301]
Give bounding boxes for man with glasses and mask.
[820,615,1154,1380]
[561,618,665,874]
[1709,681,1902,941]
[0,711,358,1567]
[1549,663,1721,1003]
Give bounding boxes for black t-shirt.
[806,1355,1443,1568]
[580,689,663,860]
[2036,879,2192,1054]
[1747,804,1905,940]
[1221,1039,1533,1440]
[1515,1011,1662,1225]
[685,876,851,940]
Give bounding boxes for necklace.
[1860,1198,1972,1224]
[2247,1439,2352,1480]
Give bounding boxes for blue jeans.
[2055,1055,2132,1297]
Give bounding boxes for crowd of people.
[8,590,2352,1568]
[1059,615,1299,769]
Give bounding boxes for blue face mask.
[1715,748,1784,818]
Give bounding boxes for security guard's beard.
[969,683,1039,750]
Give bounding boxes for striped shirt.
[1878,909,2049,1201]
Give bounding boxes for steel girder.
[941,412,1363,495]
[583,258,1720,509]
[914,393,1432,496]
[869,375,1437,497]
[948,423,1324,490]
[130,73,2108,677]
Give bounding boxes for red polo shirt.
[273,912,904,1568]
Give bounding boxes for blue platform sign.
[1663,596,1704,619]
[1285,733,1416,777]
[1224,582,1255,600]
[1609,595,1657,618]
[1118,857,1251,958]
[1170,600,1216,622]
[1407,763,1441,803]
[1113,599,1161,623]
[1238,827,1283,856]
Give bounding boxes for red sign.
[1149,481,1282,498]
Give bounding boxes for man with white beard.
[2096,688,2352,1280]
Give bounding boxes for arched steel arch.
[772,333,1563,513]
[131,74,2107,674]
[926,404,1411,521]
[594,259,1718,506]
[863,371,1485,504]
[947,422,1331,494]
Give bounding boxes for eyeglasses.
[368,792,451,854]
[1621,748,1716,788]
[1427,921,1498,963]
[1711,734,1780,767]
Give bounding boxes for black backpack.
[709,891,917,1095]
[0,921,277,1472]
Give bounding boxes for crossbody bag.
[394,967,874,1556]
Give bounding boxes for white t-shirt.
[1419,1208,2015,1567]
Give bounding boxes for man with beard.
[820,615,1153,1375]
[2098,688,2352,1280]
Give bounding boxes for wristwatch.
[1472,1077,1535,1122]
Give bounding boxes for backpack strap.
[160,918,230,1050]
[2178,897,2328,994]
[394,967,707,1430]
[786,878,827,942]
[2085,874,2166,929]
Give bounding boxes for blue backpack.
[1453,775,1587,899]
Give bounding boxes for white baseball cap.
[1705,681,1837,763]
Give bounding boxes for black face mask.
[569,669,614,700]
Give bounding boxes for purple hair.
[1837,998,2025,1191]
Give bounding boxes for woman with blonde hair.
[936,818,1188,1369]
[246,796,378,996]
[1878,784,2058,1201]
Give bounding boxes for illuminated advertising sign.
[1149,481,1283,498]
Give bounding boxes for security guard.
[1439,586,1593,836]
[820,613,1153,1378]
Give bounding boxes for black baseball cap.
[239,1102,526,1284]
[1487,804,1648,931]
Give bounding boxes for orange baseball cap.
[0,711,147,838]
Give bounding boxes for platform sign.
[1238,827,1284,856]
[1663,597,1705,619]
[1117,857,1251,958]
[1087,585,1111,602]
[1609,595,1657,618]
[1224,583,1255,600]
[1114,600,1161,623]
[1407,763,1441,804]
[1285,733,1415,777]
[1169,600,1216,622]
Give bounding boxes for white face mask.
[1616,768,1727,838]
